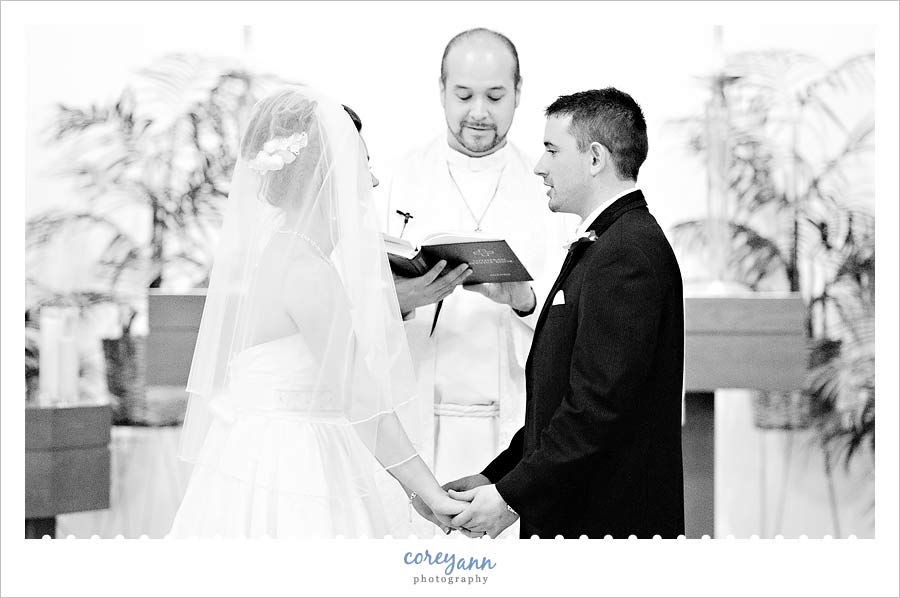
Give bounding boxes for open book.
[382,232,533,285]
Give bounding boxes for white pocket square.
[551,290,565,305]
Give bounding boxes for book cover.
[382,233,533,285]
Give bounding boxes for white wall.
[26,13,875,232]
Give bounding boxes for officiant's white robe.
[375,137,573,538]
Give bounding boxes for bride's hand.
[428,491,469,518]
[411,494,452,534]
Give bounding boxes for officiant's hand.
[464,282,535,313]
[394,261,472,315]
[449,485,518,539]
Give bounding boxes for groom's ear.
[588,141,609,176]
[514,78,522,108]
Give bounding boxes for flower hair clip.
[565,230,598,251]
[248,131,309,173]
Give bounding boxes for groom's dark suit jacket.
[482,190,685,539]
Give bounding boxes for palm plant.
[27,53,285,293]
[25,53,287,423]
[670,49,875,476]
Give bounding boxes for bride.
[169,87,466,538]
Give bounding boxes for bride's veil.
[178,87,419,469]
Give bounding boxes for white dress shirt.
[574,186,641,238]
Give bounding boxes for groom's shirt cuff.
[493,460,555,531]
[493,483,520,519]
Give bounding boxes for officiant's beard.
[451,124,507,156]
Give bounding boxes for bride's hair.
[240,90,323,210]
[180,85,420,475]
[341,104,362,132]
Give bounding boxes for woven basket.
[752,390,813,430]
[25,376,40,403]
[103,334,147,425]
[103,335,189,426]
[142,386,189,426]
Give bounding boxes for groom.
[446,88,685,539]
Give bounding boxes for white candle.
[59,336,79,403]
[39,310,62,404]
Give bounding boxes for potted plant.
[670,48,875,532]
[26,53,286,424]
[25,316,40,403]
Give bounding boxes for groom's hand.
[449,484,519,539]
[441,474,489,536]
[442,473,491,494]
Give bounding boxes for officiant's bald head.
[440,28,521,87]
[440,28,522,157]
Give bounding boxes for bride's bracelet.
[408,491,417,523]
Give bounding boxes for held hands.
[394,260,472,315]
[448,484,519,539]
[464,281,536,313]
[414,491,468,535]
[441,474,492,538]
[412,475,517,538]
[410,493,453,535]
[442,473,491,494]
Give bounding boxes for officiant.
[376,28,571,538]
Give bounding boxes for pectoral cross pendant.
[447,163,506,235]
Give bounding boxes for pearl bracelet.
[408,491,417,523]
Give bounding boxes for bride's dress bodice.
[209,334,341,420]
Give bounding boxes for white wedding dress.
[170,333,391,538]
[171,88,461,540]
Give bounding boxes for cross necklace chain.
[446,163,506,232]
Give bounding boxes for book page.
[381,234,417,258]
[422,231,501,246]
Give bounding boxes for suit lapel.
[533,190,649,337]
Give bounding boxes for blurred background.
[22,5,875,540]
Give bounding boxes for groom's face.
[534,115,592,216]
[440,38,520,157]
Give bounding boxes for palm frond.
[34,53,286,289]
[670,45,876,468]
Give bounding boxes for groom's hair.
[546,88,648,181]
[440,28,521,87]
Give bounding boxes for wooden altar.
[25,402,112,538]
[681,293,807,537]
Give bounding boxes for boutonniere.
[564,230,598,251]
